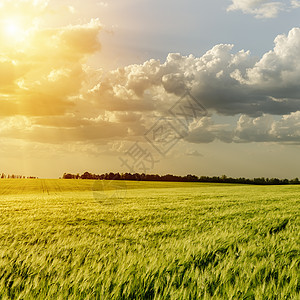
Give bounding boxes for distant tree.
[187,174,199,182]
[270,178,280,185]
[81,172,92,179]
[221,175,227,182]
[60,171,300,185]
[63,173,74,179]
[108,172,115,180]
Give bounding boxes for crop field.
[0,179,299,299]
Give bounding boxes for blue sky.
[0,0,299,178]
[89,0,300,69]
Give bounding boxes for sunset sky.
[0,0,299,179]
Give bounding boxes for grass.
[0,179,299,299]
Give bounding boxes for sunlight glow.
[3,18,24,41]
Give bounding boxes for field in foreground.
[0,179,299,299]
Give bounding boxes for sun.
[2,18,24,41]
[5,22,19,35]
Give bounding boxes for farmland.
[0,179,299,299]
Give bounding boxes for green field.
[0,179,299,299]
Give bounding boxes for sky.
[0,0,299,179]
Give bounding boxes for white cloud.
[88,28,300,118]
[235,112,300,143]
[181,112,300,144]
[227,0,300,18]
[244,27,300,103]
[291,0,300,7]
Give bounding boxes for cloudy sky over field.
[0,0,299,178]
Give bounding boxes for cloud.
[26,19,102,61]
[89,28,300,118]
[246,28,300,88]
[185,117,234,144]
[0,60,17,90]
[0,0,49,16]
[227,0,300,18]
[235,112,300,143]
[180,112,300,144]
[0,115,144,144]
[185,150,203,157]
[0,18,102,117]
[0,0,49,42]
[0,0,299,148]
[59,19,102,55]
[291,0,300,8]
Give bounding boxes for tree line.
[0,173,38,179]
[62,172,300,185]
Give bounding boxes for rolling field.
[0,179,299,299]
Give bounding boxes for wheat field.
[0,179,299,299]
